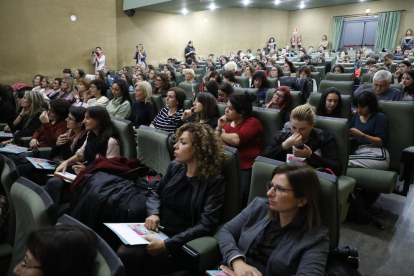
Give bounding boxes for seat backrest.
[57,215,126,276]
[136,126,173,175]
[217,102,226,117]
[169,81,176,88]
[362,83,403,91]
[293,62,306,69]
[110,117,137,159]
[318,80,354,97]
[308,92,352,120]
[193,68,205,75]
[178,82,199,100]
[1,156,20,246]
[252,107,281,147]
[335,63,355,68]
[310,72,321,89]
[267,78,279,88]
[378,101,414,172]
[314,116,349,175]
[8,177,57,274]
[360,67,369,75]
[148,80,155,89]
[315,66,326,79]
[151,95,164,114]
[183,99,192,110]
[220,146,242,224]
[248,157,340,249]
[235,76,249,88]
[234,88,259,106]
[325,72,354,82]
[360,73,372,84]
[195,74,203,85]
[129,92,136,105]
[175,73,184,84]
[344,67,355,74]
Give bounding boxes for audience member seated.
[354,64,383,96]
[242,64,256,87]
[332,64,345,73]
[0,84,16,125]
[58,77,75,101]
[317,57,325,64]
[401,69,414,101]
[148,68,158,81]
[150,87,186,132]
[127,81,153,128]
[121,72,134,92]
[284,59,296,77]
[183,69,197,84]
[216,92,264,203]
[39,76,54,99]
[4,91,45,141]
[394,60,412,84]
[217,82,235,103]
[316,87,343,118]
[260,104,342,176]
[106,79,132,119]
[74,69,85,84]
[87,79,109,107]
[270,64,284,81]
[136,73,148,83]
[265,86,292,124]
[62,69,72,78]
[208,71,221,84]
[163,64,176,82]
[72,78,91,107]
[252,70,269,106]
[190,59,198,68]
[342,55,351,64]
[48,78,62,100]
[31,74,43,92]
[203,80,219,98]
[179,92,218,129]
[298,65,317,92]
[256,62,269,77]
[153,72,170,95]
[226,61,239,76]
[117,123,226,276]
[336,50,347,60]
[45,106,120,205]
[13,225,99,276]
[95,70,106,81]
[218,163,329,276]
[349,91,389,170]
[382,53,394,70]
[18,106,87,183]
[365,71,402,101]
[223,70,241,88]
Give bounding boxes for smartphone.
[294,143,304,150]
[47,161,59,167]
[136,45,139,49]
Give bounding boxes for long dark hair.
[112,79,132,105]
[204,80,219,98]
[195,92,218,121]
[50,99,71,123]
[316,87,342,118]
[228,91,256,119]
[26,225,99,276]
[403,69,414,98]
[268,164,322,235]
[252,70,269,89]
[86,106,119,143]
[353,90,381,114]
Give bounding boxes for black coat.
[260,128,342,176]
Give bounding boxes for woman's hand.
[293,144,312,158]
[349,127,364,138]
[39,111,49,124]
[231,259,262,276]
[283,132,302,149]
[72,161,86,175]
[84,90,92,102]
[217,115,227,130]
[181,108,194,120]
[20,107,29,117]
[145,215,160,231]
[56,133,69,146]
[55,161,68,174]
[219,265,236,276]
[29,139,39,149]
[144,236,166,257]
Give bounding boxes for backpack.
[279,76,300,91]
[297,77,313,104]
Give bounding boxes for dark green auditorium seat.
[318,80,354,98]
[325,72,354,82]
[110,117,137,159]
[308,92,352,120]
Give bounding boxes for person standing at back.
[92,47,105,71]
[184,41,196,61]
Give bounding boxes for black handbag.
[325,246,362,276]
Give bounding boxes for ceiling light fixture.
[275,0,280,5]
[209,3,216,10]
[243,0,249,6]
[365,9,371,14]
[300,2,305,9]
[182,8,188,14]
[70,15,77,21]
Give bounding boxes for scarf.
[96,52,104,67]
[83,131,109,165]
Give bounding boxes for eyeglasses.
[21,260,43,270]
[155,79,162,82]
[373,83,387,88]
[271,69,277,71]
[274,92,285,99]
[267,182,294,195]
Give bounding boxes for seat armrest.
[180,237,221,273]
[20,137,32,147]
[396,147,414,196]
[38,147,52,159]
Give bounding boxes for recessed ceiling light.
[243,0,249,5]
[275,0,280,4]
[209,3,216,10]
[70,15,77,21]
[204,18,208,22]
[300,2,305,9]
[182,8,188,14]
[366,9,371,13]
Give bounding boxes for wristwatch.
[215,128,223,133]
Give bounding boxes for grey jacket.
[218,197,329,276]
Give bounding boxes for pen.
[157,225,164,230]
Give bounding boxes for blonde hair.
[139,44,145,53]
[290,104,315,125]
[134,81,152,103]
[23,91,45,129]
[184,69,195,82]
[64,77,75,93]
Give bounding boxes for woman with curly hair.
[118,122,226,276]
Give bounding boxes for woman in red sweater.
[216,92,264,206]
[29,99,71,148]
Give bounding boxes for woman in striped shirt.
[150,87,187,132]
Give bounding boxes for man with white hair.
[366,70,402,101]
